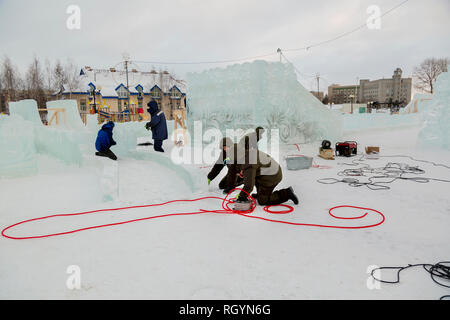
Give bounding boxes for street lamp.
[349,94,355,114]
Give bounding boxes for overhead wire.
[132,0,411,66]
[283,0,411,52]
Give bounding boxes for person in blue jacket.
[95,121,118,160]
[145,100,168,152]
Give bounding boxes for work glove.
[208,178,211,185]
[145,122,151,130]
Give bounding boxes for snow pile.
[187,60,342,144]
[418,70,450,150]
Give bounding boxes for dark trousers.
[154,140,164,152]
[95,149,117,161]
[256,184,290,205]
[254,168,290,205]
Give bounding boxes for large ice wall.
[9,99,43,126]
[0,114,38,178]
[418,70,450,150]
[8,99,85,166]
[186,60,342,144]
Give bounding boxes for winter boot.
[287,187,299,205]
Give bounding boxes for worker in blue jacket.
[145,100,168,152]
[95,121,117,160]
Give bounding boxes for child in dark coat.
[145,100,168,152]
[95,121,118,160]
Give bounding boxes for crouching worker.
[207,137,244,193]
[239,126,265,151]
[233,147,299,207]
[95,121,118,160]
[145,100,168,152]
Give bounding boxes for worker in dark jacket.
[207,137,243,193]
[95,121,117,160]
[232,147,299,206]
[145,100,168,152]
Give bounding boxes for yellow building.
[58,68,186,122]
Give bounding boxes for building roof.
[62,68,186,97]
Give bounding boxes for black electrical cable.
[376,155,450,170]
[371,261,450,300]
[317,154,450,190]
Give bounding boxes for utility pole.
[316,73,320,101]
[123,53,131,114]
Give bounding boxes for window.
[171,88,181,98]
[80,100,87,112]
[117,86,129,99]
[118,100,122,112]
[136,86,143,99]
[152,89,161,98]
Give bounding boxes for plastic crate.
[285,155,313,170]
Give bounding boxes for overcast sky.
[0,0,449,92]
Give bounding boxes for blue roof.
[88,82,97,90]
[150,85,162,92]
[115,83,129,91]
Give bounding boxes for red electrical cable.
[1,189,385,240]
[263,204,294,214]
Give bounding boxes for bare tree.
[25,56,46,107]
[413,57,448,94]
[53,60,67,98]
[64,58,81,99]
[44,58,54,93]
[0,67,4,113]
[1,55,23,101]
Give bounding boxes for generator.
[335,141,358,157]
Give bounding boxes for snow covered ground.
[1,122,449,300]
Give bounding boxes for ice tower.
[418,68,450,150]
[186,60,342,144]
